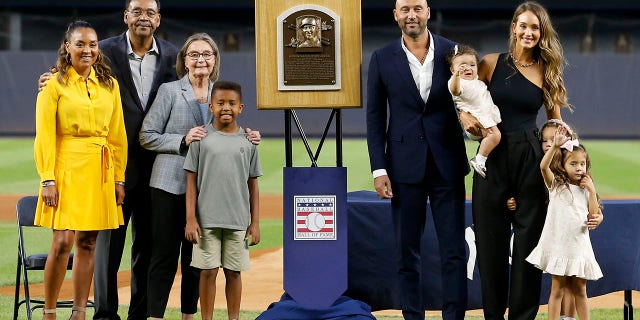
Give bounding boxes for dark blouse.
[488,53,544,133]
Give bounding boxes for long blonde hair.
[56,20,113,90]
[509,1,570,111]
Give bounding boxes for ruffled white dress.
[526,179,603,280]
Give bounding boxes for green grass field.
[2,137,639,319]
[2,137,639,196]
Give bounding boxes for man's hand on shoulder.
[38,67,57,92]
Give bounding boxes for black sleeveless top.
[488,53,544,133]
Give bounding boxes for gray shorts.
[191,228,250,271]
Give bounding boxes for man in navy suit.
[366,0,470,319]
[94,0,178,319]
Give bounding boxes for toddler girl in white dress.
[447,44,501,178]
[526,123,603,320]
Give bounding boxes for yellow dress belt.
[58,135,111,183]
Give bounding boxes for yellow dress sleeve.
[107,79,128,182]
[34,78,59,182]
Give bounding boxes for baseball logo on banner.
[294,195,336,240]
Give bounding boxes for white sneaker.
[469,157,487,178]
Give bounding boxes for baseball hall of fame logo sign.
[294,195,337,240]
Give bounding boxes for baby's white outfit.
[526,179,603,280]
[448,76,501,128]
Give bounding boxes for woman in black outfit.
[459,2,572,319]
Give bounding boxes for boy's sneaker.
[469,157,487,178]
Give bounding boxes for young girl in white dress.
[526,123,603,320]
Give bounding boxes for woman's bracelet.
[42,180,55,187]
[115,181,125,186]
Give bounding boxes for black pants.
[147,188,200,318]
[93,183,152,320]
[472,129,548,320]
[391,153,467,320]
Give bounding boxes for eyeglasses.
[128,9,158,18]
[186,51,216,61]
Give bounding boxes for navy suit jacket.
[99,33,179,190]
[366,34,469,184]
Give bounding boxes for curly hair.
[509,1,571,112]
[176,33,220,81]
[55,21,113,90]
[212,80,242,101]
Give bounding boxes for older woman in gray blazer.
[139,33,259,320]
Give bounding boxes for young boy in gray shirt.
[183,81,262,320]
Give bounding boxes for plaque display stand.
[284,109,342,167]
[255,0,371,317]
[257,109,376,319]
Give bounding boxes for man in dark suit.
[94,0,178,319]
[366,0,470,319]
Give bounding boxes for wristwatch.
[42,180,55,187]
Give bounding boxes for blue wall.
[1,51,638,138]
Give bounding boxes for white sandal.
[43,309,56,318]
[70,306,86,319]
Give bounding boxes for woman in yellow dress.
[34,20,127,320]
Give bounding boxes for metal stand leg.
[625,290,633,320]
[284,108,343,167]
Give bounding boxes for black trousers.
[93,183,152,320]
[391,153,467,320]
[147,188,200,318]
[472,129,548,320]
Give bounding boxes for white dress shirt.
[372,32,436,179]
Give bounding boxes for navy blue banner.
[345,190,640,310]
[283,167,348,308]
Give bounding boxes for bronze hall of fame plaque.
[277,5,341,91]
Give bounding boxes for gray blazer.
[139,76,213,194]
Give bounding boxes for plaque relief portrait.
[284,14,333,54]
[278,6,340,90]
[298,16,321,49]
